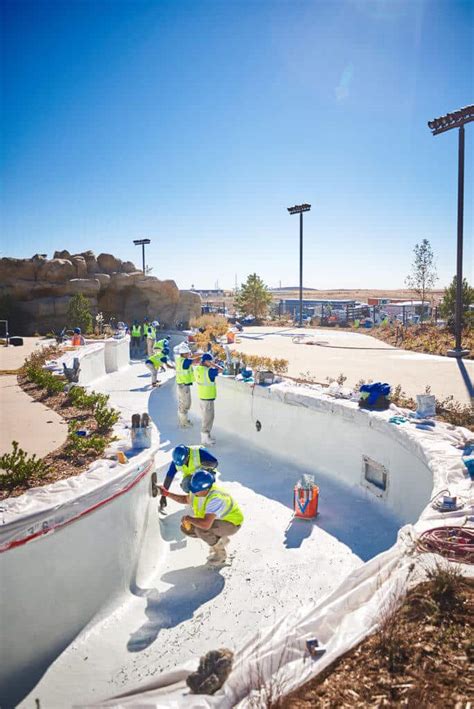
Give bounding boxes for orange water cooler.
[293,484,319,519]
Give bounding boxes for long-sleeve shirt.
[165,448,218,480]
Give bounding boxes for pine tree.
[67,293,93,333]
[235,273,272,322]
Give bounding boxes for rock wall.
[0,251,201,335]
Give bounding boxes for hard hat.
[172,445,189,466]
[201,353,213,363]
[189,469,214,494]
[152,320,159,327]
[174,341,191,355]
[74,327,81,334]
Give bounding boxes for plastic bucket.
[294,485,319,519]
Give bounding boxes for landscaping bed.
[0,345,119,500]
[282,568,473,708]
[370,323,474,359]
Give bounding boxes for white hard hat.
[174,341,191,355]
[152,320,159,327]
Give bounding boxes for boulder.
[71,255,87,278]
[121,260,138,273]
[81,251,100,274]
[95,273,111,288]
[97,253,122,275]
[0,257,36,284]
[109,272,131,288]
[37,258,75,283]
[67,278,101,295]
[53,249,72,260]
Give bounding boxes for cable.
[417,526,474,564]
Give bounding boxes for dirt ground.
[282,574,473,708]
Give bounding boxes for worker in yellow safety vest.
[173,341,201,428]
[145,320,159,356]
[159,469,243,564]
[194,353,223,446]
[159,443,218,511]
[130,320,142,356]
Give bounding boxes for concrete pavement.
[0,338,67,457]
[235,327,474,405]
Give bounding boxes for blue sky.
[1,0,472,290]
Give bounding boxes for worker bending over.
[194,353,223,446]
[159,444,218,510]
[145,350,168,387]
[159,470,243,564]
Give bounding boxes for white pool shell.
[0,337,472,708]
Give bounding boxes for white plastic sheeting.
[81,377,473,709]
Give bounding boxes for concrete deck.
[235,327,474,405]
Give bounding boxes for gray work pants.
[177,384,191,415]
[183,519,241,547]
[145,361,158,385]
[200,399,215,435]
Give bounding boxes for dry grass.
[371,323,474,359]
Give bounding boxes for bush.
[68,386,107,410]
[94,402,120,432]
[24,362,65,394]
[67,293,93,334]
[0,441,49,492]
[64,421,109,459]
[190,314,229,334]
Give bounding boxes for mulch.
[281,578,474,708]
[0,375,115,500]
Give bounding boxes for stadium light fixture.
[133,238,151,274]
[428,105,473,357]
[287,204,311,327]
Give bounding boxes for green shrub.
[67,293,93,334]
[68,386,107,410]
[0,441,49,492]
[94,402,120,432]
[64,421,109,458]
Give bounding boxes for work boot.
[201,433,216,446]
[207,544,227,564]
[178,413,191,428]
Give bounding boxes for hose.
[417,526,474,564]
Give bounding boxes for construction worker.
[145,321,158,357]
[173,341,200,427]
[131,320,142,355]
[194,353,223,445]
[158,470,243,564]
[71,327,85,346]
[144,349,167,387]
[159,444,218,510]
[154,336,175,373]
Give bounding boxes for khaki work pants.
[200,399,215,435]
[183,519,241,547]
[145,361,158,385]
[146,338,155,357]
[177,384,192,415]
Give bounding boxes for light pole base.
[447,348,470,358]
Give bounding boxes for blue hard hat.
[201,353,213,363]
[172,445,189,466]
[189,469,215,494]
[74,327,81,334]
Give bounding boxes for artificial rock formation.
[0,251,201,335]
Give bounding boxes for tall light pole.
[287,203,311,327]
[428,105,474,358]
[133,238,151,274]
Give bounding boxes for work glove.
[159,495,167,509]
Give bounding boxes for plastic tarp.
[78,382,474,709]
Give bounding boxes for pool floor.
[19,363,401,709]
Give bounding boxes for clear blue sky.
[1,0,472,290]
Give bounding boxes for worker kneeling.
[159,470,243,564]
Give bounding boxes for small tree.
[405,239,438,321]
[67,293,93,333]
[440,276,473,332]
[235,273,272,322]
